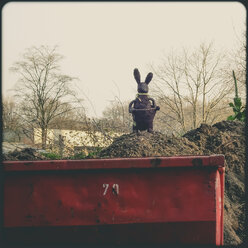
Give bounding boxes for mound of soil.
[99,131,203,158]
[184,121,245,245]
[99,120,245,245]
[2,148,47,161]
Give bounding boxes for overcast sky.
[2,1,246,117]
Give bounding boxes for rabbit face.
[138,83,149,93]
[133,68,153,94]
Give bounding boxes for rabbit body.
[129,68,160,133]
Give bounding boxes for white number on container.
[103,183,109,195]
[102,183,119,195]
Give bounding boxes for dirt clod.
[2,148,47,161]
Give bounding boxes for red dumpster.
[3,155,224,245]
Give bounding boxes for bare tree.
[102,98,132,133]
[2,97,23,141]
[10,45,84,149]
[228,27,246,97]
[151,42,233,133]
[152,50,187,132]
[49,103,87,130]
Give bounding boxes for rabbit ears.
[133,68,153,84]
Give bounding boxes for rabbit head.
[133,68,153,94]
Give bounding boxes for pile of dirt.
[99,131,203,158]
[184,121,245,175]
[184,121,245,245]
[99,120,245,245]
[2,148,47,161]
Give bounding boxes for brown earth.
[184,121,245,245]
[2,120,245,245]
[2,147,47,161]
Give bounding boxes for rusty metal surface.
[3,155,224,172]
[3,155,225,245]
[216,167,225,245]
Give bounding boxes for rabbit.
[129,68,160,133]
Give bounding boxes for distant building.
[3,130,20,142]
[33,128,123,150]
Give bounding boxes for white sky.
[2,1,246,117]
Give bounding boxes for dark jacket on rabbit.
[129,68,160,133]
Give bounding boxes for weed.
[227,71,245,122]
[41,152,61,160]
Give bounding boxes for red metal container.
[3,155,224,245]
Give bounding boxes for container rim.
[2,155,225,172]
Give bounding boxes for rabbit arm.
[148,98,160,111]
[148,98,156,107]
[128,100,136,113]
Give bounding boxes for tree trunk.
[202,84,206,123]
[41,127,47,149]
[59,135,64,158]
[192,100,197,129]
